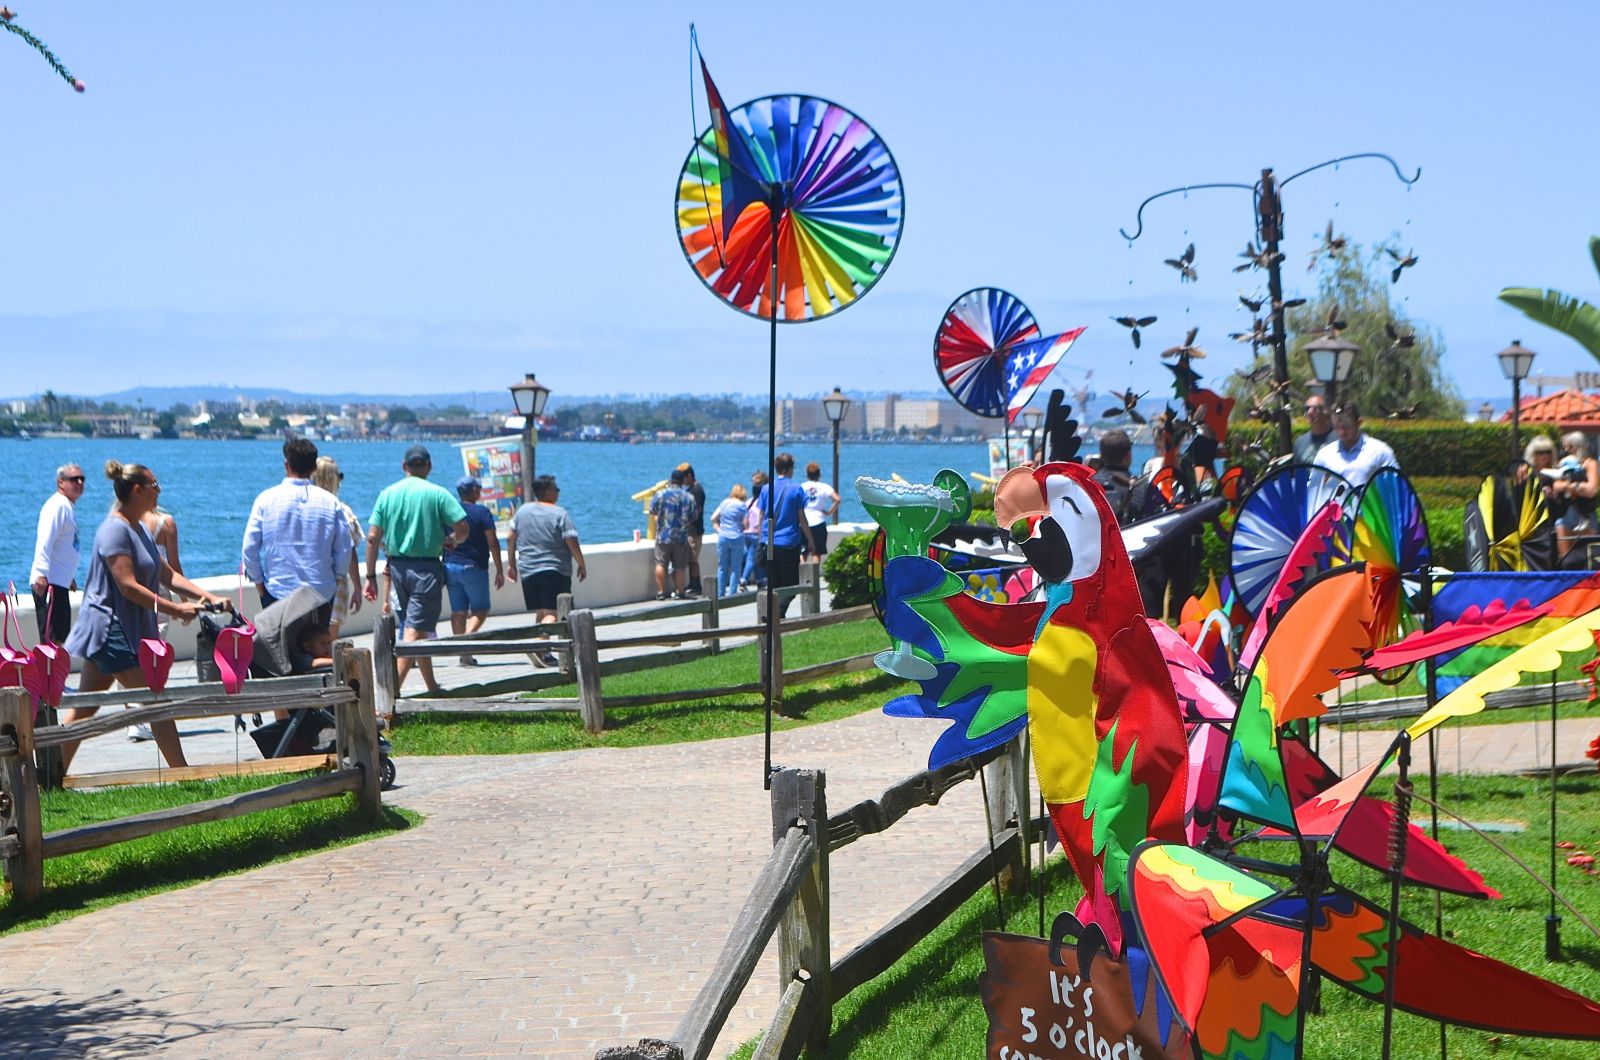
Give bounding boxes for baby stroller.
[202,587,396,789]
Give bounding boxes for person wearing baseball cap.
[442,475,505,664]
[364,443,468,692]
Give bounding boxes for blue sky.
[2,1,1598,404]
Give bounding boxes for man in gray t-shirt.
[506,476,588,657]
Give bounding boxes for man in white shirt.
[242,438,352,614]
[1313,402,1399,486]
[799,461,840,563]
[30,463,84,643]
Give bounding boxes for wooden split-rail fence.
[596,734,1032,1060]
[376,571,878,733]
[0,642,386,903]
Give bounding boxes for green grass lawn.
[388,618,907,756]
[769,773,1600,1059]
[0,773,417,936]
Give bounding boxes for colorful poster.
[454,435,525,529]
[988,436,1032,478]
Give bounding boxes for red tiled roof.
[1502,388,1600,428]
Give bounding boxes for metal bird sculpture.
[1235,241,1282,273]
[1238,293,1265,314]
[1230,318,1271,348]
[1112,314,1158,349]
[1386,246,1419,283]
[1161,326,1206,360]
[1386,321,1417,350]
[1275,296,1307,313]
[1308,304,1348,338]
[1163,243,1197,283]
[1102,389,1149,424]
[1387,402,1424,420]
[1231,363,1274,388]
[1308,220,1347,270]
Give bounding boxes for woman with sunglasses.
[59,460,231,772]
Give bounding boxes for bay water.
[0,437,1051,586]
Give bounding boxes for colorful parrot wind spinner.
[865,462,1600,1059]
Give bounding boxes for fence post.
[771,768,830,1055]
[703,582,720,656]
[372,610,398,726]
[34,705,63,792]
[798,563,820,617]
[985,734,1028,894]
[556,592,575,676]
[758,591,784,713]
[0,688,44,903]
[570,609,605,735]
[335,643,384,818]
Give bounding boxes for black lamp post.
[822,387,851,524]
[1022,407,1043,463]
[1498,340,1536,466]
[1305,335,1359,408]
[509,372,552,503]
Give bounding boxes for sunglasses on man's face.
[62,475,85,484]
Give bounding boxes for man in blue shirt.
[242,437,352,621]
[753,452,815,615]
[649,468,697,599]
[443,476,505,665]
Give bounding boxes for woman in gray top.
[61,460,231,772]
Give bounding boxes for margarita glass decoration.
[857,469,970,678]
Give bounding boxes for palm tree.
[1499,236,1600,361]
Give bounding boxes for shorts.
[520,570,571,612]
[388,557,445,634]
[331,577,351,625]
[804,523,828,556]
[90,616,139,676]
[1561,507,1597,535]
[654,537,693,572]
[445,564,491,613]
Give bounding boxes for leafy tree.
[554,407,583,431]
[1499,235,1600,361]
[1227,238,1463,421]
[156,412,178,439]
[386,405,418,425]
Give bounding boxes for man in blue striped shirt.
[242,437,352,613]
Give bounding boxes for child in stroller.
[209,586,395,787]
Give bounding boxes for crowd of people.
[647,457,838,609]
[24,441,846,772]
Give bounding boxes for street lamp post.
[1305,334,1359,408]
[822,387,851,524]
[1498,340,1537,467]
[508,372,552,504]
[1022,407,1043,463]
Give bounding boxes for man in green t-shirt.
[364,445,468,692]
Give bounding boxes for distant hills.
[6,384,953,411]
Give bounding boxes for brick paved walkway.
[0,708,996,1058]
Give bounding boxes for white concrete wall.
[11,523,876,665]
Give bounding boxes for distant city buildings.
[782,393,988,437]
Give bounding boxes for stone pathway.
[0,707,996,1058]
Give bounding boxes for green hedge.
[1227,419,1559,477]
[822,532,875,609]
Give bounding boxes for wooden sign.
[979,917,1189,1060]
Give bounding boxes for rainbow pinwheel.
[676,42,902,322]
